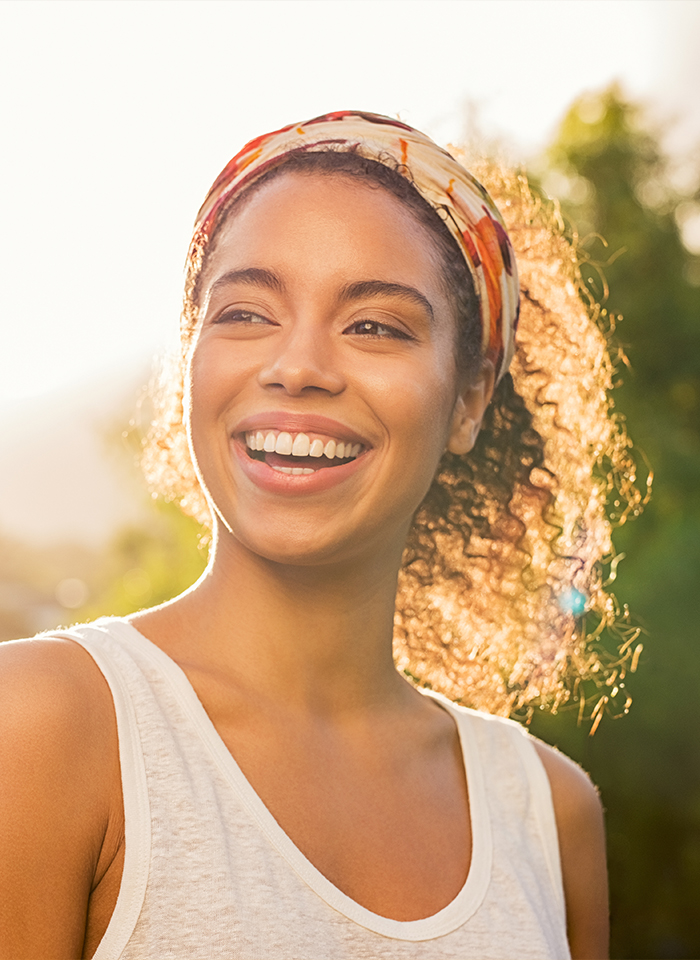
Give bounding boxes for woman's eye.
[214,309,272,326]
[346,319,412,340]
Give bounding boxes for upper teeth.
[245,430,362,459]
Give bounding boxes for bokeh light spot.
[558,586,587,616]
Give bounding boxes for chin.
[216,516,352,568]
[214,510,405,571]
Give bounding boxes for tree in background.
[529,86,700,959]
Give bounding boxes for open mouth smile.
[244,430,365,475]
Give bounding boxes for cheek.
[183,341,239,478]
[370,345,459,490]
[405,336,460,442]
[186,335,251,417]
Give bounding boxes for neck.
[152,521,411,715]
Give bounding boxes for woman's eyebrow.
[208,267,284,297]
[338,280,434,321]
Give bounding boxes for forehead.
[200,172,447,296]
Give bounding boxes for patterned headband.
[191,111,519,380]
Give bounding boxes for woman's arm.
[0,638,121,960]
[534,740,610,960]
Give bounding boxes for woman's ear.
[447,362,495,455]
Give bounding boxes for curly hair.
[142,148,647,721]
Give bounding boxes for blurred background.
[1,1,699,955]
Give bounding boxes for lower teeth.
[271,465,316,475]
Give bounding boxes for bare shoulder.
[532,737,609,960]
[0,636,122,959]
[0,635,117,770]
[1,630,105,698]
[532,738,603,823]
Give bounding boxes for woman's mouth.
[243,430,364,475]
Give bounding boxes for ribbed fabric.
[57,618,570,959]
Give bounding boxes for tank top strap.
[49,620,153,958]
[423,690,566,917]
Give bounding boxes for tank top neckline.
[100,616,493,941]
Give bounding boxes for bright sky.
[1,0,699,404]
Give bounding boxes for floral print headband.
[191,111,519,380]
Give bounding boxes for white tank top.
[57,618,570,959]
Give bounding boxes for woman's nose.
[258,324,345,397]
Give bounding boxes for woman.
[0,112,633,958]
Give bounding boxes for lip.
[232,435,368,496]
[233,411,370,447]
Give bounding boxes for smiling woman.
[0,112,641,959]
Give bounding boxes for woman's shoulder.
[0,632,123,955]
[0,630,120,815]
[529,736,603,821]
[446,698,604,843]
[0,628,126,821]
[433,696,600,796]
[0,629,116,730]
[443,699,609,957]
[530,737,609,958]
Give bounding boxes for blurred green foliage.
[70,397,210,622]
[0,533,98,641]
[0,500,207,640]
[529,86,700,958]
[77,499,208,620]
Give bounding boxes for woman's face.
[187,172,484,567]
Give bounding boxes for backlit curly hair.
[142,148,648,722]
